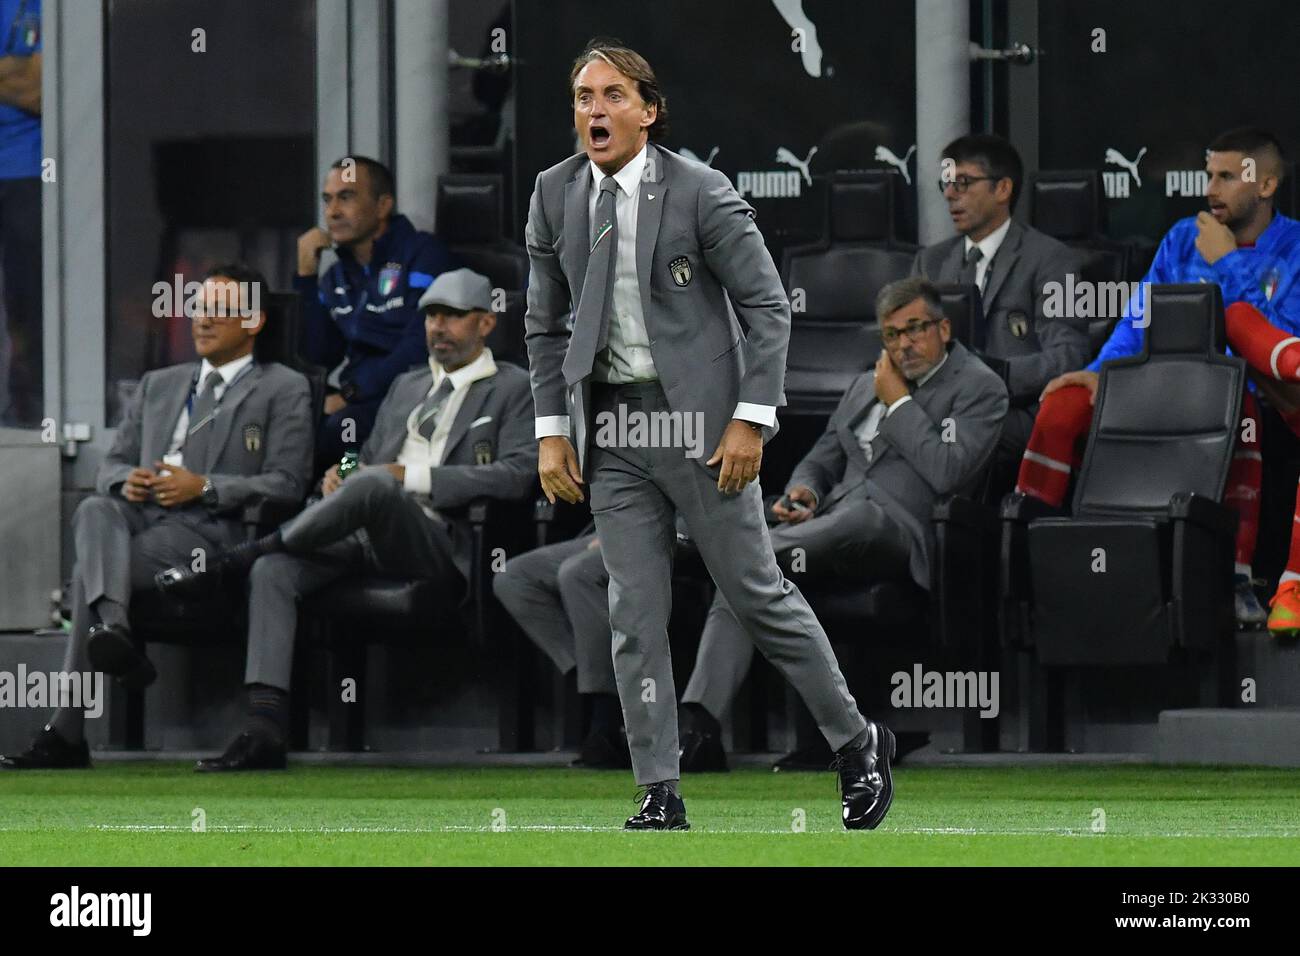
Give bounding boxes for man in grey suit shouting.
[1,264,315,770]
[524,38,895,831]
[680,278,1009,764]
[159,268,539,771]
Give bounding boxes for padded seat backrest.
[1029,170,1104,240]
[782,246,914,321]
[1073,284,1243,516]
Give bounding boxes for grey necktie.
[960,243,984,290]
[562,175,620,385]
[181,369,223,471]
[416,377,455,441]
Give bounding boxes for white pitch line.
[61,824,1300,838]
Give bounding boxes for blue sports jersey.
[294,214,457,405]
[0,0,42,180]
[1088,212,1300,371]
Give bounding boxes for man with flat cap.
[158,267,539,770]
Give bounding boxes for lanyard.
[186,362,254,434]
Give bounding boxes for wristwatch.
[200,477,218,507]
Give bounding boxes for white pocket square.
[470,415,493,428]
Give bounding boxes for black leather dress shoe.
[624,783,690,830]
[836,721,896,831]
[679,727,728,772]
[86,622,157,691]
[772,739,833,772]
[0,725,91,770]
[156,539,269,599]
[195,732,287,772]
[570,726,632,769]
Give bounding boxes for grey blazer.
[788,341,1008,589]
[524,142,789,474]
[359,358,539,579]
[99,360,314,515]
[912,219,1088,402]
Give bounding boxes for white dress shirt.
[963,216,1011,292]
[534,143,776,439]
[159,352,256,471]
[853,350,949,462]
[398,348,499,508]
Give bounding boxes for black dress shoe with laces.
[570,726,632,769]
[679,727,728,773]
[195,732,287,772]
[0,725,91,770]
[624,782,690,830]
[86,622,157,691]
[156,538,272,599]
[835,720,896,831]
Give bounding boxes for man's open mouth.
[589,124,611,147]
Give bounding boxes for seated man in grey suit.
[157,267,539,771]
[677,277,1009,767]
[1,264,315,770]
[911,134,1085,463]
[490,524,624,765]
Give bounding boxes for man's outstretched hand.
[707,419,762,494]
[539,435,584,504]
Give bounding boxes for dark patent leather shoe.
[570,727,632,769]
[195,732,287,772]
[156,539,267,599]
[86,622,156,691]
[835,721,896,831]
[0,725,91,770]
[679,727,728,773]
[624,782,690,831]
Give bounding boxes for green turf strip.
[1,764,1298,866]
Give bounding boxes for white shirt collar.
[589,142,649,198]
[963,216,1012,263]
[914,349,949,389]
[198,351,254,387]
[428,347,497,393]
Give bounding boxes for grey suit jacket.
[524,142,789,474]
[912,219,1087,402]
[788,341,1008,589]
[359,357,539,579]
[99,360,314,518]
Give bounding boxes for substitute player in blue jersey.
[1014,128,1300,632]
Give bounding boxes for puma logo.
[874,144,917,185]
[678,146,720,167]
[775,145,818,186]
[1104,147,1148,188]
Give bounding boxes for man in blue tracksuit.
[295,155,456,472]
[0,0,42,426]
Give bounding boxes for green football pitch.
[2,763,1298,866]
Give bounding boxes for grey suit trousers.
[681,494,912,722]
[53,494,237,740]
[587,381,866,784]
[244,468,461,690]
[491,533,617,695]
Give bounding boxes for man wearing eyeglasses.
[676,276,1009,770]
[1,264,314,770]
[912,134,1085,465]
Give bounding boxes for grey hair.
[875,276,944,325]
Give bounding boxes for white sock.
[1279,570,1300,585]
[1235,562,1252,579]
